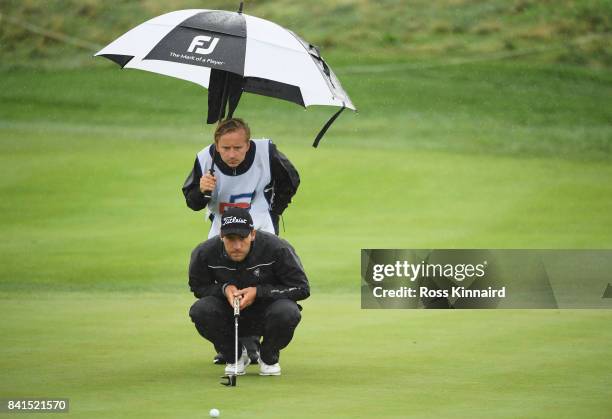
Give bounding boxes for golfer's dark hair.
[214,118,251,143]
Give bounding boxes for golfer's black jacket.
[182,141,300,216]
[189,231,310,302]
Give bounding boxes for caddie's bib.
[197,139,274,238]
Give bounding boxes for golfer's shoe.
[224,348,250,376]
[213,352,226,365]
[258,358,281,376]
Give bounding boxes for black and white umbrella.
[95,4,355,146]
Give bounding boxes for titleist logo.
[223,216,248,226]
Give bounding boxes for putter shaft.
[220,297,241,387]
[234,297,240,376]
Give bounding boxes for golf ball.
[209,408,220,418]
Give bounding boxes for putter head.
[220,374,237,387]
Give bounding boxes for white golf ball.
[209,408,220,418]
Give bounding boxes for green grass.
[1,63,611,293]
[1,293,611,418]
[1,60,611,417]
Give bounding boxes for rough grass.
[1,0,611,69]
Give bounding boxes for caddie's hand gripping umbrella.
[94,2,356,148]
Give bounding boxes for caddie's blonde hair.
[214,118,250,143]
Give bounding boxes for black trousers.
[189,296,301,364]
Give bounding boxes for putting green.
[1,292,610,418]
[1,63,611,417]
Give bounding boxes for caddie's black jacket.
[189,231,310,302]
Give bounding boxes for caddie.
[182,118,299,238]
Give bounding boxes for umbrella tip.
[238,1,244,14]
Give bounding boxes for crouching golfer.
[188,207,310,376]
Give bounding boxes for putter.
[220,297,241,387]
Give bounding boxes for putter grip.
[233,297,240,317]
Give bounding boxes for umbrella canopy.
[95,7,355,145]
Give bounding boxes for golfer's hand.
[224,284,239,307]
[235,287,257,310]
[199,173,216,194]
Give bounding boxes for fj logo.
[187,35,220,55]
